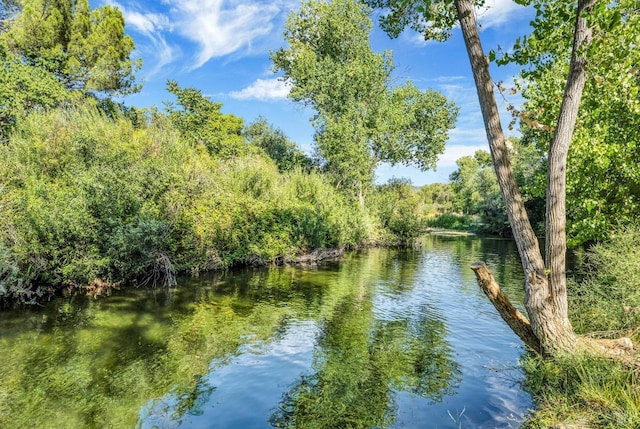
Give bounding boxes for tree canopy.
[272,0,458,201]
[1,0,140,96]
[165,80,246,158]
[508,0,640,245]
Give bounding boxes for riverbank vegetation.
[523,225,640,428]
[1,0,640,425]
[0,0,459,307]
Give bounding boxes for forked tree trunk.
[453,0,594,356]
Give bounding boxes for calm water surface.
[0,235,532,428]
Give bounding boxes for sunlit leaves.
[273,0,457,199]
[513,0,640,244]
[165,80,246,158]
[1,0,141,96]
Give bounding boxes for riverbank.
[522,225,640,428]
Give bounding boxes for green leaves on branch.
[165,80,246,158]
[244,117,312,173]
[2,0,140,96]
[272,0,457,199]
[0,40,70,139]
[363,0,463,42]
[512,0,640,244]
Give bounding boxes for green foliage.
[165,80,247,157]
[370,178,424,242]
[508,0,640,245]
[0,104,368,303]
[523,224,640,427]
[244,117,312,172]
[363,0,464,42]
[522,354,640,428]
[448,150,509,235]
[272,0,457,199]
[0,39,71,139]
[1,0,141,95]
[425,213,474,231]
[568,224,640,334]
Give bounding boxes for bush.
[425,213,474,231]
[568,223,640,334]
[369,179,426,243]
[0,104,370,303]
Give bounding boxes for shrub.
[0,104,371,304]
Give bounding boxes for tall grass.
[523,224,640,428]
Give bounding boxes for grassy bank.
[0,105,373,306]
[523,225,640,428]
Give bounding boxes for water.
[0,235,532,428]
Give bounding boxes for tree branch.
[471,262,542,354]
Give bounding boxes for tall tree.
[1,0,140,96]
[272,0,457,203]
[507,0,640,246]
[0,39,69,139]
[165,80,245,157]
[363,0,609,356]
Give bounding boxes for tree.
[0,39,70,140]
[244,117,312,172]
[1,0,140,96]
[165,80,246,157]
[272,0,457,203]
[507,0,640,246]
[363,0,613,356]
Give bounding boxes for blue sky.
[96,0,535,185]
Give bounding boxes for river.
[0,235,533,428]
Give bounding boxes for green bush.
[369,178,426,243]
[568,223,640,334]
[425,213,474,231]
[0,104,370,303]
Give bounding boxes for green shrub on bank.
[0,105,366,305]
[369,178,425,243]
[523,223,640,428]
[425,213,474,231]
[568,224,640,334]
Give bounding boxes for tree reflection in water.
[270,252,461,429]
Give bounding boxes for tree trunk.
[471,262,542,354]
[543,0,596,352]
[454,0,586,355]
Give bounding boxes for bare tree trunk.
[543,0,596,352]
[454,0,583,355]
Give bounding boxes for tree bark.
[543,0,596,352]
[471,262,542,354]
[454,0,584,355]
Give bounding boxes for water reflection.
[0,236,531,428]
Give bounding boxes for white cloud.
[476,0,528,29]
[107,0,299,70]
[438,143,489,167]
[106,1,177,75]
[169,0,283,69]
[229,78,291,101]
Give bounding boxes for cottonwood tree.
[363,0,630,356]
[507,0,640,246]
[272,0,458,204]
